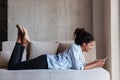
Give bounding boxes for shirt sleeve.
[69,45,84,70]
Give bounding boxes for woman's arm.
[84,59,105,70]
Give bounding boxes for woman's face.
[82,41,94,52]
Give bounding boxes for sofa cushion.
[29,41,59,59]
[2,41,16,51]
[57,41,74,53]
[0,51,26,68]
[2,41,27,58]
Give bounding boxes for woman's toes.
[16,24,23,43]
[16,24,23,33]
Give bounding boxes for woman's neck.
[80,45,85,52]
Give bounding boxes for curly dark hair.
[73,28,94,45]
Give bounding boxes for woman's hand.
[95,59,105,67]
[84,59,105,70]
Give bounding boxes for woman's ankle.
[17,38,21,43]
[21,39,28,47]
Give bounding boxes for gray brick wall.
[0,0,7,51]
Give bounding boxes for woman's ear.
[82,42,87,47]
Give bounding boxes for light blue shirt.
[47,44,85,70]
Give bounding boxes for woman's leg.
[8,42,25,68]
[8,42,48,70]
[9,55,48,70]
[8,25,25,69]
[8,25,48,70]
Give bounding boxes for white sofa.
[0,41,110,80]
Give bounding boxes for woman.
[8,25,105,70]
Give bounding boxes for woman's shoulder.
[70,44,80,50]
[68,44,82,56]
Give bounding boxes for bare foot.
[16,24,24,43]
[21,27,31,46]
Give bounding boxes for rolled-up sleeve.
[70,45,84,70]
